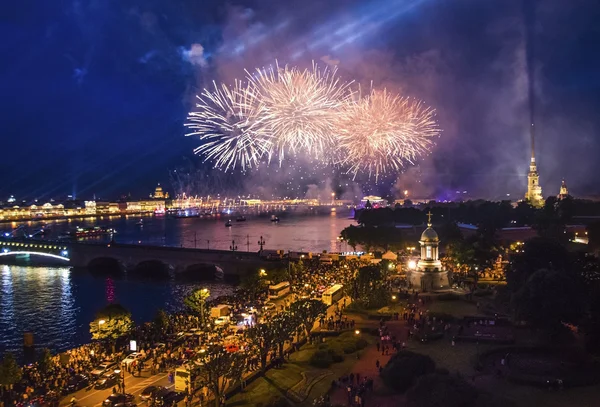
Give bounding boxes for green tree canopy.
[290,299,327,338]
[246,323,277,371]
[194,347,246,407]
[0,353,22,388]
[184,288,210,326]
[513,268,585,333]
[89,303,134,341]
[380,351,436,393]
[350,266,388,309]
[37,348,53,374]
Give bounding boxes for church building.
[407,213,449,291]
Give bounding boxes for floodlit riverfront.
[0,213,355,357]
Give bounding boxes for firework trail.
[336,89,439,180]
[185,62,439,179]
[246,61,354,163]
[185,80,271,171]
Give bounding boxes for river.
[0,212,356,358]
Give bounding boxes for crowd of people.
[2,258,377,407]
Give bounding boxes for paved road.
[62,371,171,407]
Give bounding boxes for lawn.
[226,335,375,407]
[428,298,485,318]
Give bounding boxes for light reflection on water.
[0,266,233,358]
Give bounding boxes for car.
[121,352,143,367]
[214,316,229,326]
[140,385,165,402]
[162,391,185,406]
[90,361,118,378]
[114,403,137,407]
[102,393,134,407]
[153,390,184,407]
[95,371,118,389]
[65,374,90,393]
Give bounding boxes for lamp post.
[230,240,237,252]
[257,236,265,252]
[246,234,250,252]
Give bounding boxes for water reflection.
[0,266,233,358]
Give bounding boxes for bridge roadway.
[0,238,279,277]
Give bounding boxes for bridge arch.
[130,259,171,279]
[88,257,125,276]
[174,263,224,281]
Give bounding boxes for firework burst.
[337,89,439,180]
[185,80,271,171]
[247,61,354,163]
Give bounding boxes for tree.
[240,273,266,302]
[184,288,210,327]
[290,299,327,338]
[513,268,585,333]
[350,266,388,309]
[270,312,297,359]
[380,351,436,393]
[0,353,22,389]
[153,309,170,333]
[246,323,277,371]
[89,303,134,341]
[195,347,246,407]
[37,348,53,374]
[587,221,600,253]
[506,237,572,291]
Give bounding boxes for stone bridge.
[0,238,278,277]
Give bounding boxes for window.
[426,246,432,259]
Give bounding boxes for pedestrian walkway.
[328,319,407,407]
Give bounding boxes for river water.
[0,213,355,357]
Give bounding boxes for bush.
[355,338,368,350]
[310,349,333,368]
[381,351,436,393]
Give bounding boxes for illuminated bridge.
[0,240,71,262]
[0,238,276,278]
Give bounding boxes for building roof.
[420,226,439,242]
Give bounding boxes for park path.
[328,319,408,407]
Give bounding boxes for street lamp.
[408,260,417,270]
[230,240,237,251]
[354,330,360,335]
[257,236,265,252]
[259,269,267,277]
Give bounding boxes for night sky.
[1,0,599,201]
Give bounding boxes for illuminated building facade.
[558,179,569,200]
[406,213,449,291]
[524,124,544,207]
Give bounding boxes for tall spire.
[426,211,433,227]
[530,123,535,161]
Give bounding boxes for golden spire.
[426,211,433,227]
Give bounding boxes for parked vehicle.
[65,374,89,393]
[121,352,143,367]
[140,385,165,402]
[95,372,118,389]
[90,361,118,379]
[102,393,134,407]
